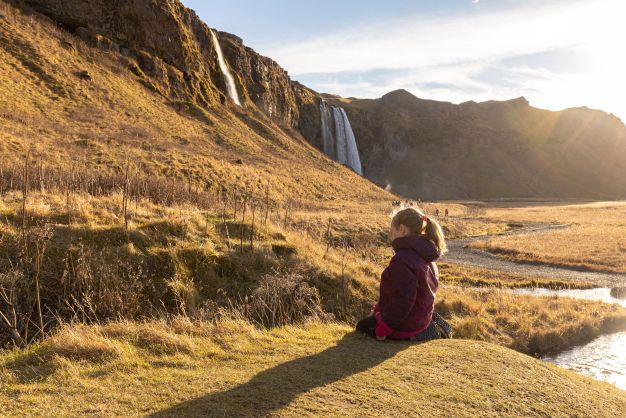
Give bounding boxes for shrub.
[242,271,326,328]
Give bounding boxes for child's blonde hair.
[391,207,447,255]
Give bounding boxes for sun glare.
[573,0,626,119]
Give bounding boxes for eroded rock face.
[22,0,316,127]
[23,0,220,107]
[317,90,626,199]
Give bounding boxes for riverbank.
[1,318,625,417]
[545,331,626,391]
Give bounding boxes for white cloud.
[265,0,626,119]
[266,0,606,75]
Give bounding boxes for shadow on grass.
[148,332,412,417]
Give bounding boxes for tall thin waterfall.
[319,101,363,175]
[340,108,363,176]
[320,102,335,159]
[332,107,348,165]
[210,29,241,106]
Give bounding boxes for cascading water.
[340,108,363,176]
[332,107,349,165]
[210,29,241,106]
[319,101,363,175]
[319,102,335,159]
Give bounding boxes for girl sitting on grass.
[356,207,451,341]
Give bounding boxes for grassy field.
[1,189,624,355]
[0,185,625,416]
[1,318,626,418]
[468,201,626,273]
[439,262,596,289]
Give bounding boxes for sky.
[181,0,626,120]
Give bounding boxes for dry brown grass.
[1,189,624,358]
[0,188,622,352]
[99,322,196,355]
[2,317,626,418]
[0,190,625,416]
[469,201,626,273]
[439,262,595,289]
[38,324,123,362]
[437,287,626,355]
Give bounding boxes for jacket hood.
[392,235,440,262]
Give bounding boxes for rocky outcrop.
[308,89,626,199]
[19,0,315,128]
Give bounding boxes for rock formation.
[20,0,315,127]
[309,90,626,199]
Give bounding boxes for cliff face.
[313,90,626,199]
[20,0,316,128]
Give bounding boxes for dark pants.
[355,315,442,342]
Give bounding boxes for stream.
[445,224,626,390]
[511,287,626,390]
[543,332,626,390]
[452,285,626,390]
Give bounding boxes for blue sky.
[182,0,626,119]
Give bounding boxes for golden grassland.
[1,318,626,418]
[1,190,624,357]
[468,201,626,273]
[438,262,595,289]
[438,287,626,354]
[0,190,625,415]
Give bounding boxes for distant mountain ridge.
[307,89,626,199]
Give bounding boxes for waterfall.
[332,107,348,165]
[210,29,241,106]
[340,108,363,176]
[319,101,363,175]
[319,102,335,159]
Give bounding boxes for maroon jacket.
[374,236,440,339]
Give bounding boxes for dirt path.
[444,224,626,287]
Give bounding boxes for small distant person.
[435,208,440,217]
[445,208,449,218]
[356,207,451,341]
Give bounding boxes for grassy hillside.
[1,319,625,417]
[0,0,384,204]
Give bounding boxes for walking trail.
[444,224,626,287]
